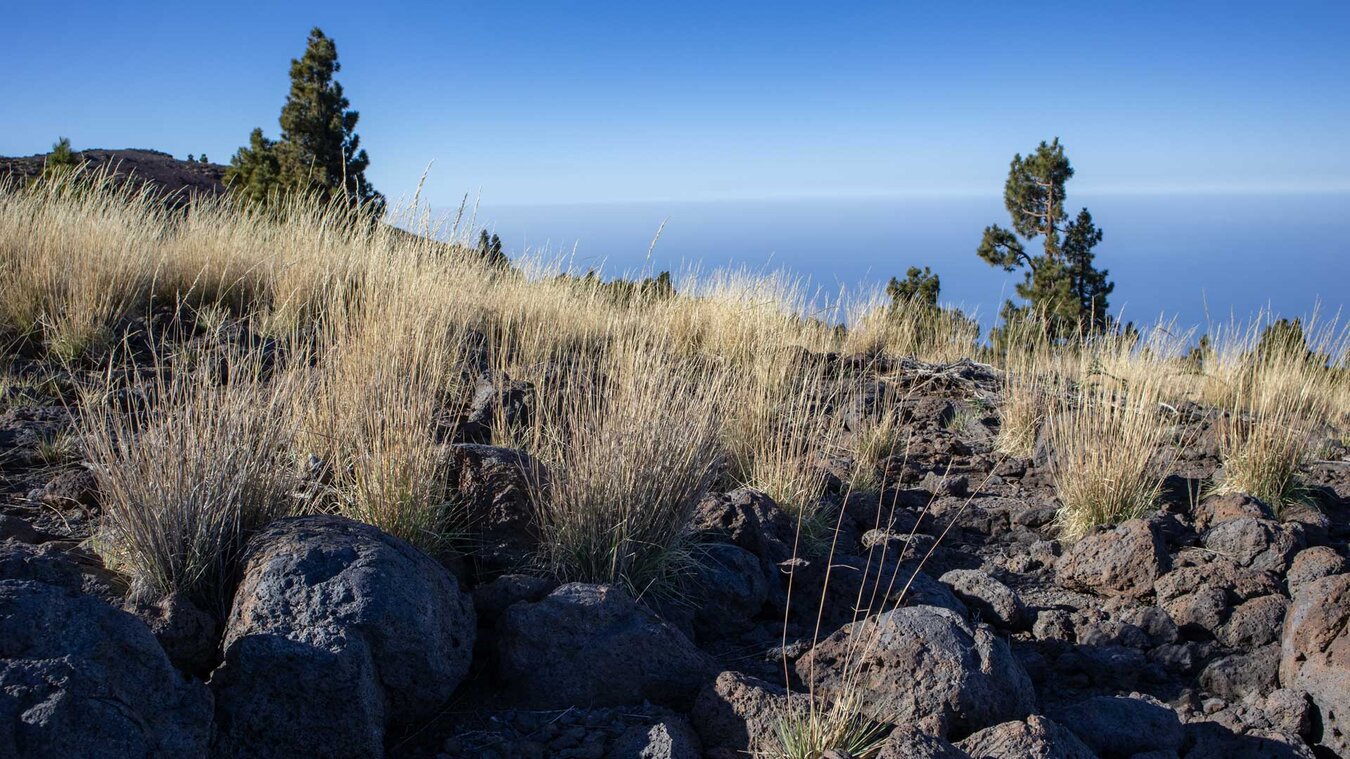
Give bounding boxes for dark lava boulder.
[1055,518,1169,599]
[0,578,212,757]
[1202,517,1303,574]
[955,715,1096,759]
[688,543,769,639]
[212,515,475,758]
[690,671,808,757]
[1285,546,1346,597]
[127,592,221,677]
[441,443,542,575]
[690,487,797,569]
[795,605,1035,738]
[607,715,702,759]
[0,539,83,590]
[1193,492,1274,532]
[876,728,969,758]
[496,583,714,708]
[1047,694,1182,758]
[1279,573,1350,757]
[939,569,1025,629]
[1199,644,1281,700]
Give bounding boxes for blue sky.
[2,1,1348,206]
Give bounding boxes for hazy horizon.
[449,189,1349,336]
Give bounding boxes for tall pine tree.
[1062,208,1111,330]
[977,138,1112,338]
[225,28,382,212]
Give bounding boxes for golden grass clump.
[1201,312,1349,514]
[0,169,164,360]
[1216,400,1311,513]
[81,340,301,609]
[842,289,980,365]
[1047,336,1176,540]
[845,405,906,493]
[293,262,470,555]
[723,348,849,524]
[529,337,727,598]
[996,364,1051,459]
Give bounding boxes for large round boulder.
[0,578,212,757]
[795,605,1035,739]
[496,583,714,708]
[211,515,475,758]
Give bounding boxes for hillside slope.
[0,148,226,198]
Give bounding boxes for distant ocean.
[457,192,1350,337]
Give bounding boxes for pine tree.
[224,128,283,205]
[188,154,195,162]
[1062,208,1111,330]
[477,230,506,266]
[199,154,209,164]
[1255,318,1310,363]
[225,27,382,212]
[42,137,81,178]
[886,266,941,308]
[276,27,382,211]
[976,138,1113,338]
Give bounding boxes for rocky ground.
[3,326,1350,758]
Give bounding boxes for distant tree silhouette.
[886,266,941,308]
[1255,318,1311,363]
[225,128,283,205]
[42,137,81,178]
[477,230,505,265]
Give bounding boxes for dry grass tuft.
[724,350,849,524]
[770,690,889,759]
[529,339,727,598]
[81,339,301,609]
[1047,336,1176,540]
[0,169,164,361]
[293,264,470,555]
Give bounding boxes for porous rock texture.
[796,604,1036,739]
[4,345,1350,758]
[496,583,715,709]
[956,715,1096,759]
[211,515,475,758]
[0,552,212,758]
[1279,572,1350,756]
